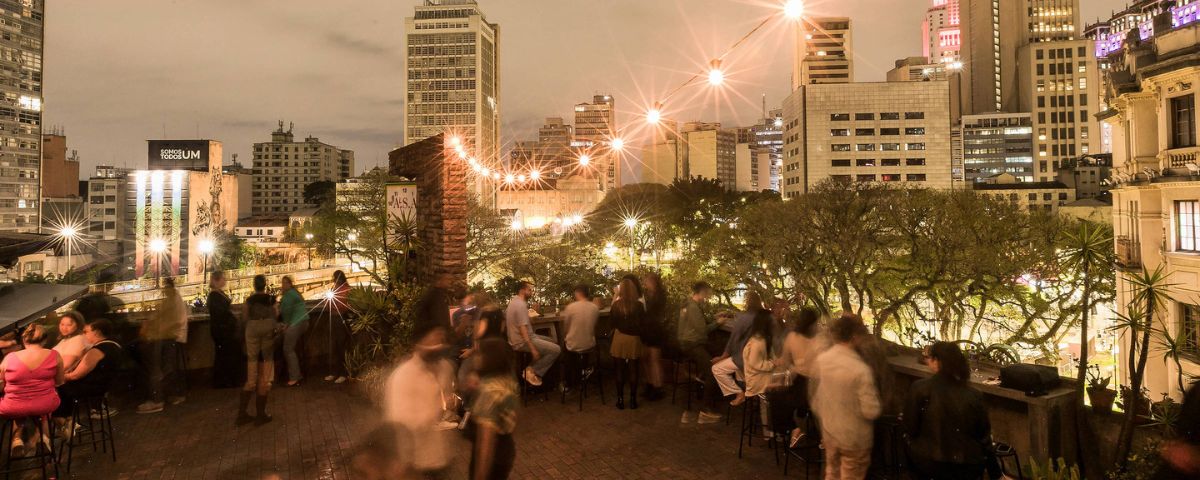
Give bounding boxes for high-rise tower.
[403,0,499,199]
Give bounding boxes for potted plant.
[1085,365,1117,414]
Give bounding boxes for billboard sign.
[148,140,210,170]
[386,182,418,246]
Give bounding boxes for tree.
[303,180,337,207]
[309,170,393,286]
[1114,266,1174,469]
[1059,221,1116,477]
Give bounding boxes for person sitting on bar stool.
[711,292,764,408]
[0,325,64,457]
[52,320,122,437]
[505,282,559,387]
[560,285,599,391]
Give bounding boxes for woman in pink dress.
[0,325,64,456]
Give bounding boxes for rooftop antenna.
[761,94,767,121]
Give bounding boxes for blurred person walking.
[236,275,281,426]
[639,273,668,401]
[811,313,881,480]
[279,276,310,386]
[207,271,243,388]
[384,323,457,478]
[772,307,827,448]
[137,277,188,414]
[468,338,519,480]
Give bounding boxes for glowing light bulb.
[481,166,490,176]
[449,136,462,147]
[624,217,638,228]
[611,138,625,151]
[60,226,77,238]
[530,170,541,180]
[784,0,804,19]
[707,59,724,86]
[504,173,515,183]
[579,154,591,166]
[492,172,501,180]
[517,174,527,183]
[472,164,483,173]
[646,102,663,124]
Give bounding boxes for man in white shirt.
[384,324,457,476]
[560,285,599,391]
[811,313,881,480]
[561,285,599,353]
[505,281,560,386]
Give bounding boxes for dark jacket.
[206,291,236,340]
[413,286,451,338]
[904,375,992,466]
[611,302,645,337]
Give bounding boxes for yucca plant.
[1113,266,1175,468]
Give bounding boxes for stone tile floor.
[48,380,800,479]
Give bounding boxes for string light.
[646,102,663,125]
[707,59,725,86]
[784,0,804,19]
[445,1,799,186]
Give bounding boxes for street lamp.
[58,226,77,275]
[198,238,215,286]
[149,238,167,287]
[305,232,314,270]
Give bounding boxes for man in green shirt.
[677,282,728,424]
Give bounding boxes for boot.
[615,383,625,410]
[254,394,272,425]
[235,391,254,426]
[629,388,639,410]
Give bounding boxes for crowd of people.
[356,274,1030,480]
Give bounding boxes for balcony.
[1117,236,1142,269]
[1160,146,1200,170]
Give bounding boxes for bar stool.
[560,349,605,411]
[993,441,1024,480]
[668,357,697,409]
[61,395,116,471]
[514,351,548,406]
[783,412,823,479]
[738,394,767,459]
[873,415,906,479]
[0,415,59,480]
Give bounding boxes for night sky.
[44,0,1130,177]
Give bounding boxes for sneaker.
[136,401,164,414]
[522,368,543,387]
[323,375,335,382]
[10,437,24,458]
[168,396,186,406]
[697,411,723,424]
[680,411,698,424]
[333,376,348,384]
[729,392,746,406]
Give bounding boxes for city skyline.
[45,0,1125,178]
